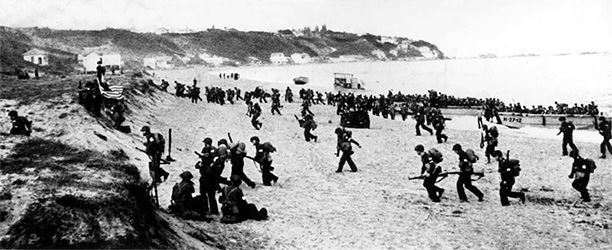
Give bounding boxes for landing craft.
[293,76,309,85]
[334,73,365,90]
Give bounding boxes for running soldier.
[414,145,444,202]
[335,127,361,173]
[229,142,256,188]
[596,117,612,158]
[250,136,279,186]
[431,113,448,143]
[285,87,293,103]
[557,117,578,156]
[414,106,433,136]
[452,144,484,202]
[302,114,318,142]
[481,125,499,163]
[250,103,263,130]
[492,150,526,206]
[271,90,282,115]
[568,150,595,202]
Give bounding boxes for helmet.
[414,144,424,152]
[492,150,503,158]
[8,110,18,117]
[569,150,579,158]
[452,144,462,151]
[334,127,343,134]
[218,139,228,146]
[250,136,260,143]
[203,137,212,145]
[558,116,566,122]
[236,142,246,154]
[140,126,150,132]
[179,171,193,180]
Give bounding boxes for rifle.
[227,132,233,143]
[165,128,176,162]
[135,147,170,164]
[409,171,485,182]
[245,155,263,173]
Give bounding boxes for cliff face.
[0,26,445,72]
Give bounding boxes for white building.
[23,49,50,66]
[270,52,288,65]
[79,52,122,72]
[290,53,311,64]
[143,56,173,68]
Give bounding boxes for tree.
[321,24,327,33]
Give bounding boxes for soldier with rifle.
[335,127,361,173]
[229,141,257,188]
[250,136,279,186]
[194,137,219,214]
[452,144,484,202]
[411,145,444,202]
[297,114,318,142]
[140,126,169,184]
[493,150,526,206]
[568,150,595,202]
[557,116,578,156]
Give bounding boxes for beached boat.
[293,76,309,85]
[498,113,600,129]
[334,73,365,90]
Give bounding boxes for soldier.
[481,125,499,163]
[335,127,361,173]
[414,106,433,136]
[235,87,243,101]
[170,171,196,216]
[250,103,263,130]
[452,144,484,202]
[141,126,169,184]
[196,137,219,214]
[230,142,256,188]
[301,99,314,117]
[492,150,525,206]
[96,60,109,90]
[557,117,578,156]
[568,150,594,202]
[219,175,268,224]
[7,111,32,136]
[596,117,612,158]
[431,113,448,143]
[414,145,444,202]
[285,87,293,103]
[271,90,282,115]
[302,114,318,142]
[250,136,279,186]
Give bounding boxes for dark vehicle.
[341,110,370,128]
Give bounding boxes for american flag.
[99,84,124,100]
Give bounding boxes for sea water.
[158,53,612,114]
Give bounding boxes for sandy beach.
[131,71,612,249]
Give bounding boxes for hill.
[0,26,445,73]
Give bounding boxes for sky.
[1,0,610,57]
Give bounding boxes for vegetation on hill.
[0,26,445,74]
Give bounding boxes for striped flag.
[99,84,124,100]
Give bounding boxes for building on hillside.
[270,53,288,65]
[290,53,311,64]
[143,56,173,68]
[198,53,225,66]
[247,56,263,65]
[23,49,50,66]
[79,52,122,72]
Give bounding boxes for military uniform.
[455,150,483,202]
[569,156,592,202]
[498,158,525,206]
[558,120,578,155]
[598,119,612,158]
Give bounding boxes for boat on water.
[334,73,365,90]
[293,76,309,85]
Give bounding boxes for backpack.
[154,133,165,152]
[489,126,499,138]
[465,149,479,163]
[262,142,276,153]
[507,159,521,176]
[428,148,443,163]
[585,158,597,173]
[171,183,181,202]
